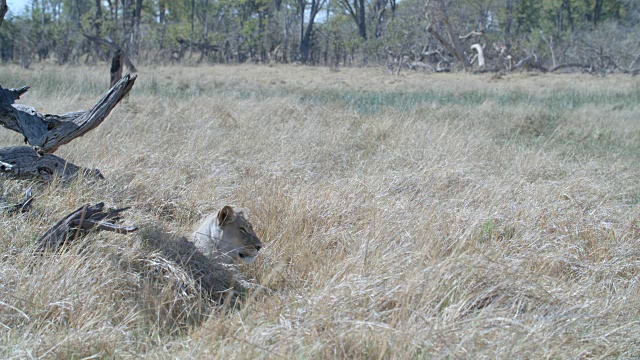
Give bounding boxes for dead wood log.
[0,146,102,182]
[0,74,136,154]
[549,63,593,73]
[37,202,137,251]
[514,55,548,73]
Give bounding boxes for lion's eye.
[239,228,248,234]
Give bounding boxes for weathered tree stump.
[37,202,137,251]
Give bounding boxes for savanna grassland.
[1,64,640,359]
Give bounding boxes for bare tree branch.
[0,74,136,154]
[459,30,484,40]
[425,0,471,70]
[37,202,137,251]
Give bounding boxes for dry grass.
[1,64,640,358]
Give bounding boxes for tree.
[425,0,471,70]
[0,0,6,27]
[298,0,327,63]
[337,0,366,40]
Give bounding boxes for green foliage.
[0,0,638,68]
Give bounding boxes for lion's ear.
[217,206,236,225]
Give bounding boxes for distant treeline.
[1,0,639,73]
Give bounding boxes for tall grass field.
[1,64,640,358]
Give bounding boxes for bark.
[425,0,471,71]
[504,0,513,53]
[372,0,387,38]
[190,0,195,57]
[158,1,165,24]
[0,146,103,182]
[299,0,327,63]
[110,50,124,88]
[339,0,366,40]
[594,0,603,27]
[0,74,136,154]
[134,0,142,34]
[37,202,137,251]
[0,0,7,28]
[203,0,209,40]
[95,0,102,32]
[562,0,573,31]
[470,44,484,67]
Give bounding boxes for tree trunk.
[426,0,471,71]
[95,0,102,29]
[158,1,165,24]
[75,0,81,28]
[594,0,603,27]
[203,0,209,40]
[0,0,7,28]
[373,0,387,38]
[110,50,124,88]
[563,0,573,31]
[339,0,367,40]
[190,0,195,58]
[504,0,513,53]
[356,0,366,40]
[130,0,142,56]
[299,0,305,60]
[299,0,326,64]
[471,44,484,67]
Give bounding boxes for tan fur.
[192,206,262,265]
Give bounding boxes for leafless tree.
[425,0,471,70]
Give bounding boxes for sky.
[6,0,29,15]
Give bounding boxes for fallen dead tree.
[0,1,137,251]
[0,146,102,181]
[0,75,136,155]
[0,75,136,181]
[37,202,137,251]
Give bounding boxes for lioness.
[193,206,262,265]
